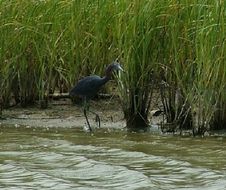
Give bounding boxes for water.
[0,125,226,190]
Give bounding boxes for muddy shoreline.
[0,97,164,132]
[0,98,127,130]
[1,98,226,137]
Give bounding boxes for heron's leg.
[83,97,92,132]
[84,108,92,132]
[83,97,101,129]
[88,110,101,128]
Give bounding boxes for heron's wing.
[70,75,105,98]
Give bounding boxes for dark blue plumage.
[69,75,108,99]
[70,61,123,132]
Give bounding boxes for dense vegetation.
[0,0,225,134]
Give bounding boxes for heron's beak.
[117,65,124,72]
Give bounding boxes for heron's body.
[70,61,123,132]
[70,75,109,99]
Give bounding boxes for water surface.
[0,125,226,189]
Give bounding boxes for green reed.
[0,0,225,133]
[115,0,226,133]
[114,0,169,130]
[164,1,226,134]
[0,0,116,106]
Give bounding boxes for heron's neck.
[102,75,111,84]
[105,69,113,79]
[101,69,113,85]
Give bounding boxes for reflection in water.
[0,125,226,189]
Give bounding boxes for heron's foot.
[84,109,93,132]
[83,123,93,133]
[88,124,93,132]
[83,125,92,133]
[95,114,101,128]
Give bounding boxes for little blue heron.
[69,61,123,132]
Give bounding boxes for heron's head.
[106,61,124,77]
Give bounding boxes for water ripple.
[0,127,226,189]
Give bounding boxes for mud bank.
[0,97,165,134]
[0,99,126,130]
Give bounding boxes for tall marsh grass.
[163,1,226,134]
[0,0,225,134]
